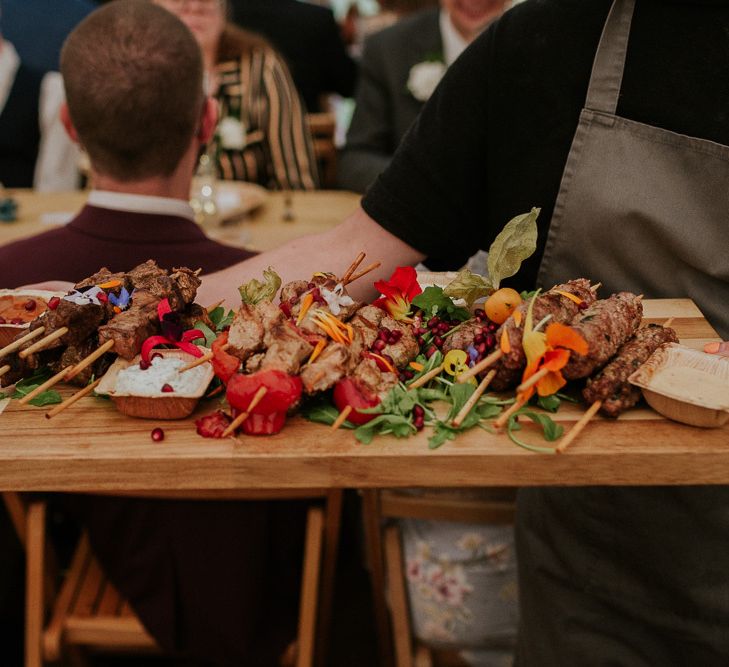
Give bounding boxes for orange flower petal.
[513,310,523,327]
[500,328,511,354]
[553,290,583,305]
[546,322,588,355]
[541,348,571,372]
[536,370,566,396]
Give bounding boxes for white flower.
[407,60,447,102]
[63,286,105,306]
[218,116,247,150]
[320,283,355,316]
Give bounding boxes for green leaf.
[194,320,218,347]
[517,409,564,441]
[354,414,415,444]
[444,269,493,308]
[208,306,235,331]
[28,390,62,407]
[238,267,282,305]
[11,368,52,397]
[536,394,561,413]
[487,208,540,290]
[411,286,470,321]
[300,397,352,428]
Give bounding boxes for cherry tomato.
[211,331,240,383]
[332,377,379,425]
[484,288,522,325]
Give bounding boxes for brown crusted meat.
[498,278,596,371]
[583,324,679,417]
[49,338,113,387]
[179,303,214,332]
[170,267,202,305]
[27,299,105,349]
[301,342,351,394]
[74,268,129,291]
[280,280,309,305]
[443,320,485,354]
[126,260,187,310]
[379,316,419,368]
[261,320,313,374]
[97,289,160,359]
[227,303,267,360]
[352,358,398,399]
[349,305,385,349]
[562,292,643,380]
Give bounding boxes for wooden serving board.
[0,299,726,492]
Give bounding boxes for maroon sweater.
[0,205,254,287]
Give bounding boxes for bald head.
[61,0,205,181]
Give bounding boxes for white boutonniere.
[217,116,247,150]
[407,58,447,102]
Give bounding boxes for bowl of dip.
[0,289,60,348]
[628,343,729,428]
[96,349,214,419]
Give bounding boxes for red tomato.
[211,332,240,383]
[241,412,288,436]
[332,377,379,425]
[227,368,302,412]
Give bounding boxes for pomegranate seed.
[487,322,498,332]
[433,335,443,347]
[474,334,484,344]
[391,330,402,341]
[0,316,5,324]
[161,383,174,393]
[151,427,165,442]
[387,336,397,345]
[48,296,61,310]
[485,334,496,349]
[413,405,424,418]
[307,282,316,289]
[378,330,389,341]
[139,359,150,370]
[477,343,487,354]
[427,316,440,328]
[578,301,589,310]
[438,322,450,333]
[474,309,485,319]
[402,370,414,380]
[23,299,36,311]
[426,345,438,359]
[97,292,108,303]
[382,353,394,364]
[372,339,386,352]
[10,318,23,325]
[413,416,425,430]
[416,336,425,347]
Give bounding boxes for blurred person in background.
[339,0,508,193]
[155,0,319,189]
[0,4,81,190]
[230,0,358,113]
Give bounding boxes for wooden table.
[1,299,726,492]
[0,187,361,253]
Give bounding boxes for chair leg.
[25,501,46,667]
[315,489,343,667]
[296,506,324,667]
[361,489,394,667]
[384,524,414,667]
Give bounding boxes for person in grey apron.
[517,0,729,664]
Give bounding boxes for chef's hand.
[20,280,73,292]
[704,341,729,356]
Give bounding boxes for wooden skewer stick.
[452,370,496,428]
[179,343,231,373]
[516,367,550,395]
[344,261,381,286]
[0,326,46,359]
[45,378,102,419]
[556,400,602,454]
[65,339,115,381]
[331,405,353,430]
[206,300,225,313]
[408,364,444,390]
[457,349,503,384]
[662,317,674,328]
[340,252,366,284]
[18,366,73,405]
[493,394,528,430]
[590,282,602,292]
[0,364,10,378]
[19,327,69,359]
[222,386,268,437]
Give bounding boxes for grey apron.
[517,1,729,664]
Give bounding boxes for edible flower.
[320,283,355,316]
[63,286,105,306]
[311,309,353,344]
[373,266,422,322]
[519,292,588,400]
[108,286,132,312]
[443,349,477,385]
[140,298,206,363]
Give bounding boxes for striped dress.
[214,49,319,190]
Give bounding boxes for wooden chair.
[362,488,517,667]
[3,488,343,667]
[306,112,338,188]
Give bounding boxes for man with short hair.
[0,3,290,664]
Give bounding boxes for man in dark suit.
[0,3,297,665]
[230,0,357,112]
[338,0,507,193]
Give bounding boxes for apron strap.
[585,0,636,115]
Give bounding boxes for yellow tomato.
[485,288,522,325]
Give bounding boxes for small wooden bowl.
[96,349,214,420]
[629,343,729,428]
[0,290,60,348]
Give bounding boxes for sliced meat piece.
[245,353,264,374]
[227,303,265,360]
[301,342,350,394]
[443,319,485,354]
[179,303,214,331]
[280,280,309,305]
[379,317,419,369]
[98,289,160,359]
[257,300,286,332]
[170,267,202,305]
[74,268,128,291]
[352,358,398,399]
[350,305,385,350]
[260,321,313,374]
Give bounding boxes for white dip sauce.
[115,356,208,397]
[649,366,729,407]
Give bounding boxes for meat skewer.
[18,327,69,359]
[65,339,115,381]
[557,323,679,452]
[0,365,9,378]
[452,369,497,427]
[458,278,597,384]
